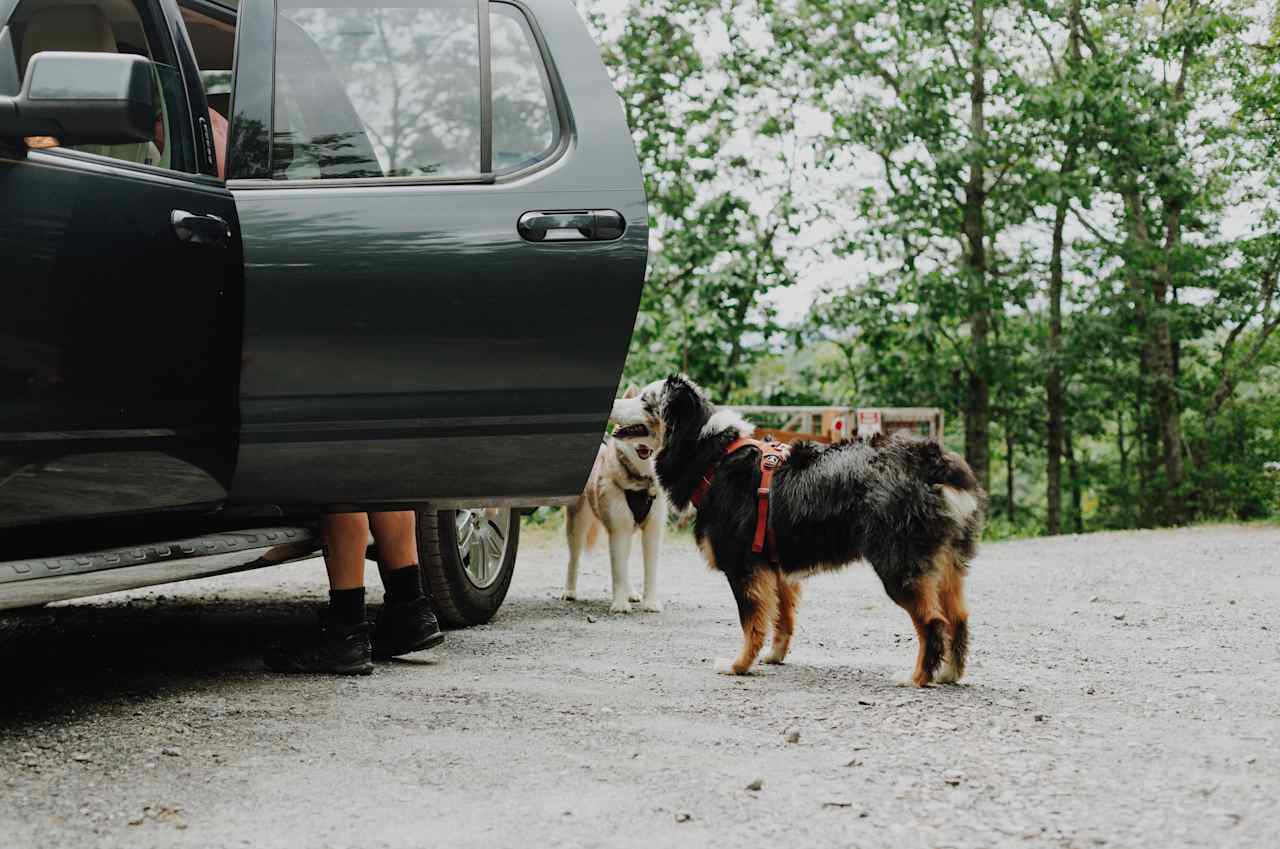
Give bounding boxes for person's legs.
[323,512,371,590]
[265,512,375,675]
[368,510,443,657]
[369,510,416,570]
[322,512,371,628]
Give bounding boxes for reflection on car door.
[226,0,647,507]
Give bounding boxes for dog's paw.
[761,650,785,665]
[561,591,577,602]
[934,665,961,685]
[640,598,663,613]
[628,592,642,603]
[713,658,738,675]
[931,665,962,686]
[714,658,751,675]
[609,600,632,614]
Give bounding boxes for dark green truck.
[0,0,647,624]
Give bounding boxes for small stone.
[674,812,691,823]
[746,778,764,792]
[1245,756,1257,765]
[822,800,853,808]
[944,773,963,786]
[784,730,801,744]
[845,758,863,768]
[1089,596,1100,603]
[161,747,181,757]
[586,615,597,624]
[1085,687,1096,695]
[1034,714,1047,722]
[127,817,144,827]
[857,699,874,706]
[1113,613,1125,621]
[71,752,92,763]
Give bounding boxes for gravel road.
[2,524,1278,849]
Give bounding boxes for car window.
[490,3,557,172]
[269,0,559,182]
[7,0,197,173]
[273,0,482,180]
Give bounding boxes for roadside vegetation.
[584,0,1280,536]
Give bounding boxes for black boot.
[265,610,373,675]
[373,565,444,658]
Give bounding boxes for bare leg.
[608,527,634,613]
[322,512,371,590]
[563,501,591,601]
[368,510,417,572]
[762,575,801,664]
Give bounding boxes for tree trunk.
[962,0,991,491]
[1046,172,1071,535]
[1149,316,1185,523]
[1120,186,1184,524]
[1005,425,1015,523]
[1046,3,1082,536]
[1064,420,1083,534]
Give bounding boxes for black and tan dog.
[610,375,986,686]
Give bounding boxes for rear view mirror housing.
[0,51,154,144]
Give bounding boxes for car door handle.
[517,209,625,242]
[171,210,232,247]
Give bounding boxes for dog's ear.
[622,383,640,399]
[661,375,708,447]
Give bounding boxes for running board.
[0,527,319,611]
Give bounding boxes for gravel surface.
[2,524,1278,849]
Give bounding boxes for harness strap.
[690,435,789,564]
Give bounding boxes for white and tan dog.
[563,385,667,613]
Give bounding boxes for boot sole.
[372,629,445,659]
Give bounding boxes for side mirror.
[0,51,154,144]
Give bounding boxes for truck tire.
[418,507,519,628]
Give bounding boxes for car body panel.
[226,0,647,506]
[0,144,243,529]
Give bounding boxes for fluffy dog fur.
[563,385,668,613]
[611,375,986,685]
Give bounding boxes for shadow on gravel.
[0,593,645,728]
[0,599,324,725]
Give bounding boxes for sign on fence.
[856,409,883,438]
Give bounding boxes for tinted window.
[272,0,482,180]
[491,3,556,172]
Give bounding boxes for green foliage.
[596,0,1280,535]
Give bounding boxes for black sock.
[380,563,424,603]
[328,587,366,626]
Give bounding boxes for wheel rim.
[454,508,512,589]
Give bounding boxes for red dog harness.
[689,436,790,564]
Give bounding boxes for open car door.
[0,0,242,528]
[223,0,647,508]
